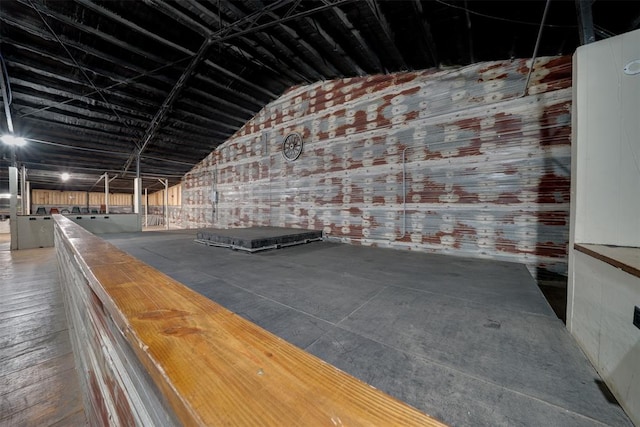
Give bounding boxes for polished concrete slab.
[104,230,633,427]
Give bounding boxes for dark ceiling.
[1,0,638,193]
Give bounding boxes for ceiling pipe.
[575,0,596,45]
[0,53,19,168]
[0,54,14,135]
[521,0,551,97]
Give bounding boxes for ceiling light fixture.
[61,172,70,181]
[1,134,27,146]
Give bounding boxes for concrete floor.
[104,230,632,427]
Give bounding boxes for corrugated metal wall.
[183,56,572,276]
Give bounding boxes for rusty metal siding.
[183,56,572,276]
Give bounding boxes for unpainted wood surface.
[55,215,447,426]
[31,189,133,207]
[0,246,87,427]
[574,243,640,279]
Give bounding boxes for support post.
[164,180,169,230]
[575,0,595,45]
[104,173,109,214]
[144,187,148,228]
[9,166,18,250]
[25,181,30,215]
[134,178,142,232]
[134,152,142,231]
[134,179,141,214]
[20,165,27,215]
[158,179,169,230]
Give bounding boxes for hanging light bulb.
[1,134,27,146]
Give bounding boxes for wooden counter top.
[574,243,640,279]
[54,215,446,426]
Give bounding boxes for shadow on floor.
[539,283,567,323]
[536,268,568,324]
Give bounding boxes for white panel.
[16,216,55,249]
[9,167,18,250]
[571,251,640,425]
[571,251,603,360]
[617,29,640,241]
[134,178,141,214]
[574,29,640,245]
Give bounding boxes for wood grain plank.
[0,330,73,370]
[55,214,447,426]
[0,246,86,426]
[0,301,65,322]
[0,310,68,349]
[48,408,89,427]
[0,289,60,309]
[0,352,76,397]
[0,309,64,334]
[574,243,640,279]
[0,375,85,427]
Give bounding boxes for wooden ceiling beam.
[321,1,384,73]
[147,0,281,98]
[11,79,154,122]
[20,0,179,66]
[18,109,140,136]
[299,15,366,76]
[13,92,147,129]
[122,38,213,174]
[0,18,178,93]
[411,0,440,67]
[364,0,408,69]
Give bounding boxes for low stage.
[194,227,323,252]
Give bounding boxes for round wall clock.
[282,131,303,161]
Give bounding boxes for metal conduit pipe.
[400,143,430,240]
[402,146,407,239]
[521,0,551,97]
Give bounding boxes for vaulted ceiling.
[1,0,638,193]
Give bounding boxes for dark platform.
[195,227,323,252]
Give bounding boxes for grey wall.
[14,214,141,250]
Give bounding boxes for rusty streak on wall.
[183,56,572,277]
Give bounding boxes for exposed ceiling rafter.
[321,0,384,73]
[121,37,214,174]
[364,0,408,69]
[0,0,635,192]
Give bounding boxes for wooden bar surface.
[54,215,446,426]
